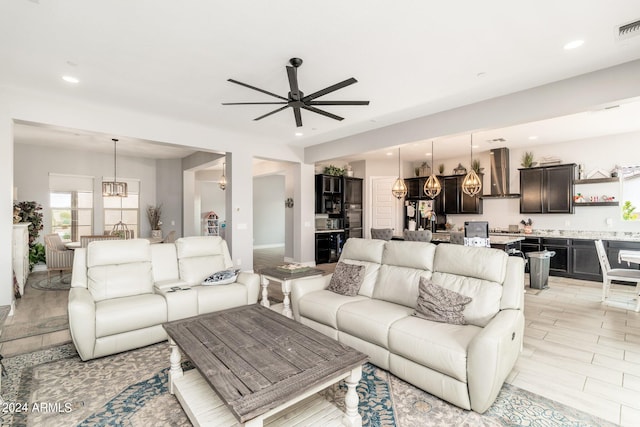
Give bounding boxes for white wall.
[253,175,285,248]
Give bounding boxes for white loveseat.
[68,236,260,361]
[291,238,525,413]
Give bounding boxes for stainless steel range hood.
[486,147,520,198]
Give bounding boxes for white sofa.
[291,238,525,413]
[68,236,260,361]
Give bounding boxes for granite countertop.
[488,230,640,242]
[315,228,345,233]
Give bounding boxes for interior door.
[370,176,398,237]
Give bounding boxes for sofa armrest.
[290,274,332,321]
[68,287,96,361]
[70,248,88,289]
[467,308,525,413]
[236,272,260,304]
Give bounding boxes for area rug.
[1,343,617,427]
[0,315,69,343]
[28,272,71,291]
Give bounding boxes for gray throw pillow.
[415,277,472,325]
[327,262,365,296]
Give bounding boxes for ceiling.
[4,1,640,162]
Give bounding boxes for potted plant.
[521,152,534,168]
[147,204,163,238]
[323,165,344,176]
[520,218,533,234]
[13,201,45,270]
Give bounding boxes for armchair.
[44,234,74,284]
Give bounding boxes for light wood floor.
[3,249,640,425]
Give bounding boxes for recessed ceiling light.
[62,75,79,84]
[528,136,538,140]
[295,132,303,136]
[386,152,393,156]
[563,39,584,50]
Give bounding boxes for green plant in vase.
[521,152,534,168]
[623,201,638,221]
[438,164,445,174]
[471,159,481,173]
[13,201,45,271]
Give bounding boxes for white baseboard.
[253,243,285,249]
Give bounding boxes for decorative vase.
[524,225,533,234]
[151,230,162,239]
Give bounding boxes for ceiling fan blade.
[286,66,301,100]
[302,78,357,101]
[301,105,344,121]
[293,107,303,127]
[308,100,370,106]
[222,102,287,105]
[254,105,290,121]
[227,79,288,101]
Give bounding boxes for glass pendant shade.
[391,147,407,199]
[219,162,227,190]
[423,140,441,198]
[102,138,128,197]
[462,135,482,197]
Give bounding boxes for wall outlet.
[606,218,613,226]
[171,220,175,226]
[236,258,241,266]
[564,220,571,227]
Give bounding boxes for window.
[103,179,140,237]
[621,166,640,221]
[49,174,94,242]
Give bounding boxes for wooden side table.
[258,266,325,318]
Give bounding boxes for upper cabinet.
[343,177,363,206]
[442,174,483,214]
[520,164,576,214]
[318,174,342,194]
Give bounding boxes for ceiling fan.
[222,58,369,127]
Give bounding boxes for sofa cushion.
[382,240,436,271]
[327,262,365,296]
[431,272,502,327]
[88,262,154,302]
[195,283,248,314]
[95,293,167,337]
[299,290,367,329]
[389,315,481,382]
[339,238,386,297]
[372,265,431,308]
[337,299,414,348]
[434,244,507,283]
[176,236,233,285]
[415,277,472,325]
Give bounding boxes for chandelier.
[391,147,407,199]
[423,140,441,198]
[102,138,128,197]
[219,162,227,191]
[461,134,482,197]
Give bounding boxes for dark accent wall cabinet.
[520,164,575,214]
[442,174,483,215]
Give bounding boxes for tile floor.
[3,249,640,425]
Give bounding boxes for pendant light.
[102,138,128,197]
[219,162,227,191]
[461,134,482,197]
[391,147,407,199]
[423,140,441,198]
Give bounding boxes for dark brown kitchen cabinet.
[520,164,575,214]
[542,238,570,277]
[571,239,601,281]
[442,174,483,214]
[405,178,424,199]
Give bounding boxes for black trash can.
[527,250,555,289]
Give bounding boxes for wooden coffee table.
[163,304,368,426]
